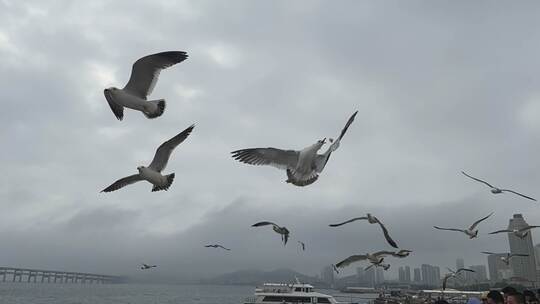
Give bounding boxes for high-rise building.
[404,266,411,282]
[508,214,537,283]
[375,267,385,285]
[456,258,465,270]
[534,244,540,269]
[321,265,335,286]
[399,267,406,282]
[487,253,511,282]
[365,267,376,287]
[414,268,421,283]
[421,264,440,287]
[469,265,488,282]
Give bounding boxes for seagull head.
[137,166,145,172]
[314,138,326,150]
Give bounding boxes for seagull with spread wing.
[140,263,157,270]
[251,221,290,245]
[489,226,540,239]
[101,125,194,193]
[433,212,493,239]
[461,171,536,201]
[205,244,231,251]
[103,51,188,120]
[329,213,398,248]
[335,251,396,270]
[481,252,529,266]
[442,268,475,290]
[231,111,357,187]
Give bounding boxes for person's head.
[523,290,535,303]
[507,292,525,304]
[503,287,518,304]
[487,290,504,304]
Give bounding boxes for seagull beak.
[320,138,326,144]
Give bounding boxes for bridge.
[0,267,125,284]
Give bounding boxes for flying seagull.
[101,125,194,193]
[252,221,290,245]
[104,51,188,120]
[335,250,396,270]
[433,212,493,239]
[298,241,306,251]
[231,111,358,187]
[442,268,475,290]
[391,249,413,258]
[205,244,231,251]
[489,226,540,239]
[140,263,157,270]
[329,213,398,248]
[481,252,529,265]
[461,171,536,201]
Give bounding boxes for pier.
[0,267,124,284]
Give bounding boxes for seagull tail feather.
[151,173,175,192]
[144,99,166,119]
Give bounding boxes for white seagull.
[481,252,529,266]
[433,212,493,239]
[231,111,358,186]
[205,244,231,251]
[101,125,194,193]
[251,221,290,245]
[489,226,540,239]
[335,251,396,270]
[461,171,536,201]
[442,268,475,290]
[329,213,398,248]
[140,263,157,270]
[104,51,188,120]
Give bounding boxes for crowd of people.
[435,287,540,304]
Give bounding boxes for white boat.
[244,282,358,304]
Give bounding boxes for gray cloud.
[1,0,540,281]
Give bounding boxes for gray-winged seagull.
[433,212,493,239]
[205,244,231,251]
[489,225,540,239]
[481,252,529,265]
[461,171,536,201]
[231,111,358,186]
[335,250,396,270]
[251,221,290,245]
[140,263,157,270]
[104,51,188,120]
[329,213,398,248]
[101,124,194,193]
[442,268,475,290]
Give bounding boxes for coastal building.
[469,265,488,282]
[414,268,421,283]
[421,264,440,287]
[508,214,537,284]
[404,266,411,282]
[487,253,511,282]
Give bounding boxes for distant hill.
[199,268,327,286]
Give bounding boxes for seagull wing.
[461,171,495,188]
[123,51,188,99]
[501,189,537,201]
[489,229,513,234]
[442,275,452,290]
[469,212,494,230]
[218,245,231,251]
[377,220,399,248]
[433,226,466,233]
[481,251,498,255]
[148,125,194,172]
[509,253,529,258]
[456,268,475,274]
[103,89,124,120]
[373,251,396,257]
[251,221,278,228]
[338,110,359,141]
[328,217,368,227]
[101,174,143,192]
[231,148,299,171]
[335,255,368,268]
[519,226,540,232]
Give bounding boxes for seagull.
[489,226,540,239]
[433,212,493,239]
[442,268,475,290]
[391,249,413,258]
[366,263,391,271]
[104,51,188,120]
[329,213,398,248]
[101,125,194,193]
[140,263,157,270]
[231,111,358,187]
[297,241,306,251]
[205,244,231,251]
[251,221,290,245]
[481,252,529,265]
[335,251,396,270]
[461,171,536,201]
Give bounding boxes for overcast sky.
[1,0,540,282]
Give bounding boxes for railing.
[0,267,124,284]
